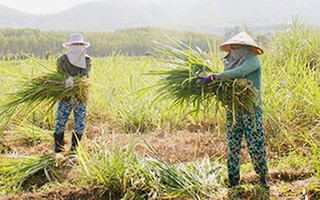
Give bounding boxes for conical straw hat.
[220,31,264,55]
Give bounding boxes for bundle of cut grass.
[146,39,259,115]
[215,79,259,114]
[0,154,60,194]
[0,71,90,126]
[13,71,90,104]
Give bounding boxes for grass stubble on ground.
[0,125,318,200]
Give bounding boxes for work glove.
[197,73,217,84]
[65,76,74,88]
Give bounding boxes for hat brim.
[220,43,264,55]
[63,41,90,48]
[219,31,264,55]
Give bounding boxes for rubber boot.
[228,180,239,188]
[70,132,83,152]
[54,132,64,153]
[228,176,239,188]
[260,176,269,188]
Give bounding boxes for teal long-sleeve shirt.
[217,55,262,109]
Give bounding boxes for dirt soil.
[0,125,319,200]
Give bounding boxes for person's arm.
[218,56,261,79]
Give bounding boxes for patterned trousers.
[54,101,87,135]
[226,110,268,184]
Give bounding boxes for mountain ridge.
[0,0,319,33]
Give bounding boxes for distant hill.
[0,0,319,33]
[0,6,38,29]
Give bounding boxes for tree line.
[0,27,222,59]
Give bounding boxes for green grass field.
[0,22,319,199]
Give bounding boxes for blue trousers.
[226,110,268,184]
[54,101,87,135]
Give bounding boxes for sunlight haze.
[1,0,319,32]
[0,0,95,14]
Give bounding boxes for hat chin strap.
[66,46,86,69]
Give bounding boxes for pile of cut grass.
[75,136,227,200]
[0,154,60,194]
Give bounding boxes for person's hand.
[65,76,74,88]
[197,73,217,84]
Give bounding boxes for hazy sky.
[0,0,95,14]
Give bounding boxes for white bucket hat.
[63,33,90,48]
[220,31,264,55]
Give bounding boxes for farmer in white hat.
[199,31,269,188]
[53,33,92,153]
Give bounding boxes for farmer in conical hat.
[199,31,269,188]
[53,33,92,153]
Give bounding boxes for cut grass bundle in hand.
[146,39,259,115]
[13,72,90,105]
[0,71,90,129]
[215,79,259,115]
[145,40,218,106]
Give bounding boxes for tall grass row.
[261,18,319,172]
